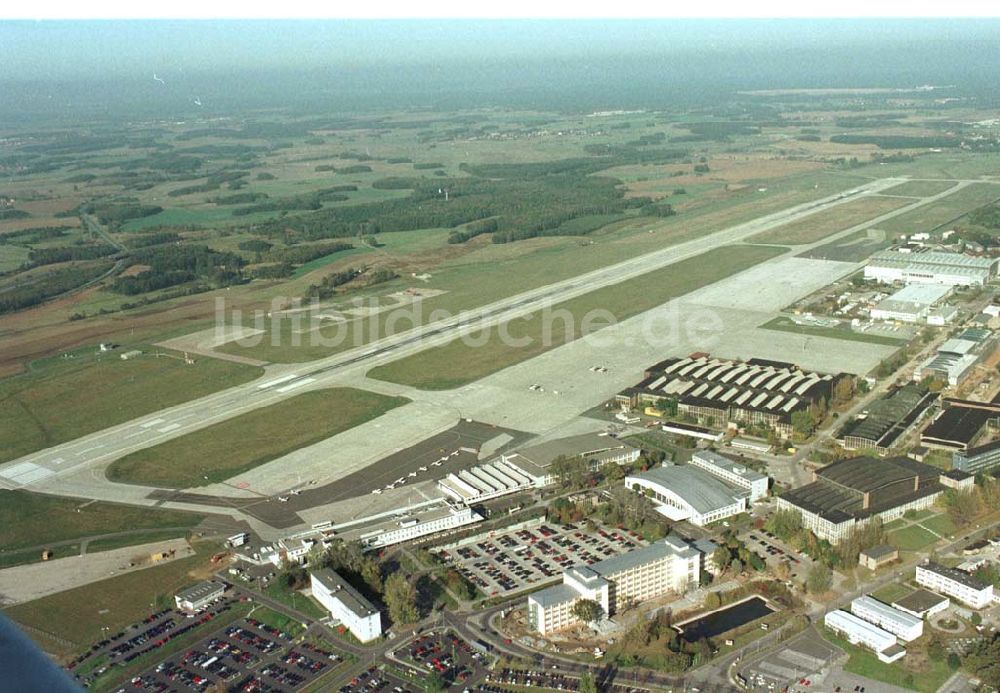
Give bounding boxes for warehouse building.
[915,561,995,609]
[617,355,847,438]
[527,535,701,635]
[838,384,937,455]
[776,456,944,544]
[174,581,226,612]
[625,453,769,526]
[869,284,952,323]
[851,595,924,642]
[438,461,534,504]
[358,503,482,550]
[921,406,997,452]
[939,468,976,491]
[499,433,640,488]
[915,328,997,387]
[864,248,997,287]
[824,610,906,663]
[891,589,950,618]
[310,569,382,642]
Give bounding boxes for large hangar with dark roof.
[776,456,945,544]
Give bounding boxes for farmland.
[749,194,910,245]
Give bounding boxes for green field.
[0,244,30,272]
[822,629,951,692]
[219,169,866,364]
[263,581,328,620]
[0,490,203,558]
[247,604,307,638]
[106,387,408,487]
[761,316,909,346]
[0,347,263,464]
[870,582,912,604]
[883,180,958,197]
[750,194,910,244]
[919,513,958,537]
[368,244,785,390]
[3,549,212,657]
[877,182,1000,234]
[889,524,939,551]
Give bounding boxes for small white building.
[174,580,226,612]
[310,569,382,642]
[689,450,769,502]
[869,284,951,323]
[916,562,994,609]
[851,595,923,642]
[824,609,906,663]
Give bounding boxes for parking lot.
[337,664,420,693]
[120,615,348,692]
[744,530,810,581]
[482,668,652,693]
[738,626,841,692]
[395,630,491,689]
[432,522,646,597]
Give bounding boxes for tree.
[791,410,817,436]
[551,455,589,487]
[572,599,603,625]
[730,558,744,575]
[765,509,803,541]
[578,673,598,693]
[384,573,419,625]
[806,563,832,594]
[928,635,946,662]
[712,546,732,572]
[947,652,961,671]
[424,672,446,693]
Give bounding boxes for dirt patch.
[119,264,150,277]
[612,157,826,198]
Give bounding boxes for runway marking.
[275,377,316,393]
[140,418,165,428]
[76,445,105,455]
[51,458,65,465]
[0,462,55,485]
[124,431,148,439]
[158,423,181,433]
[257,374,298,389]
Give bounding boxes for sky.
[2,19,999,82]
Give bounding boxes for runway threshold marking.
[76,445,105,455]
[140,418,165,428]
[275,377,316,393]
[257,374,298,389]
[158,423,182,433]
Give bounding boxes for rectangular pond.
[676,596,776,642]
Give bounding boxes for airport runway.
[0,177,978,528]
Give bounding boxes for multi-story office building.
[915,562,994,609]
[310,569,383,642]
[527,535,700,635]
[824,610,906,663]
[689,450,769,502]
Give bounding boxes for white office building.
[310,569,383,642]
[915,562,995,609]
[824,610,906,663]
[359,503,481,550]
[689,450,769,502]
[851,595,923,642]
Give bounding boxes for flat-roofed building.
[954,438,1000,475]
[865,248,997,287]
[689,450,769,501]
[500,433,640,488]
[915,561,994,609]
[891,589,950,618]
[851,595,923,642]
[824,610,906,663]
[870,284,952,323]
[776,456,943,544]
[940,469,975,491]
[358,503,481,550]
[859,544,899,570]
[310,569,382,642]
[174,580,226,612]
[838,384,937,456]
[527,535,701,635]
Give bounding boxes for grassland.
[870,582,912,604]
[0,347,263,464]
[106,387,408,487]
[888,524,939,551]
[749,194,911,244]
[2,547,213,657]
[368,244,785,390]
[760,316,909,346]
[877,182,1000,234]
[0,490,203,555]
[822,629,951,693]
[263,581,327,620]
[883,180,958,197]
[919,513,958,537]
[218,169,866,364]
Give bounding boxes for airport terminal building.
[527,535,701,635]
[776,456,944,543]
